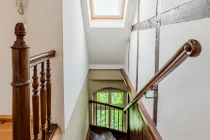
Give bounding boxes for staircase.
[5,23,202,140]
[88,39,202,140]
[87,125,127,140]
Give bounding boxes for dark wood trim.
[123,40,202,112]
[132,0,210,31]
[89,100,124,110]
[30,50,56,68]
[120,69,162,140]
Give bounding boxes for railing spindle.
[89,100,125,132]
[105,105,106,127]
[109,106,110,129]
[118,110,120,131]
[11,23,31,140]
[100,104,101,126]
[40,62,47,139]
[96,103,97,126]
[122,111,123,132]
[46,60,52,133]
[114,108,115,129]
[32,65,40,140]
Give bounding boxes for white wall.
[61,77,89,140]
[63,0,89,130]
[139,0,156,22]
[138,28,156,117]
[0,0,65,130]
[127,0,156,117]
[126,0,210,139]
[128,31,137,88]
[158,18,210,140]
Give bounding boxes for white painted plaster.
[158,18,210,140]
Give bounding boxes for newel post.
[11,23,31,140]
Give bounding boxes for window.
[90,0,125,20]
[94,88,126,131]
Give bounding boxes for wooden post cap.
[12,23,28,48]
[15,23,26,37]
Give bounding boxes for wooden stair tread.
[89,125,127,140]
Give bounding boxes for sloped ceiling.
[81,0,137,66]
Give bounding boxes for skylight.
[90,0,125,20]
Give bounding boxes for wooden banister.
[120,69,162,140]
[30,50,56,68]
[123,39,202,112]
[11,23,57,140]
[11,23,31,140]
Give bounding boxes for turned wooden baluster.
[40,62,47,139]
[46,60,52,133]
[32,65,40,140]
[11,23,31,140]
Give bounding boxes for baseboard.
[0,115,36,123]
[0,115,12,122]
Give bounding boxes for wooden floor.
[0,121,61,140]
[0,122,12,140]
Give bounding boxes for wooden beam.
[132,0,210,31]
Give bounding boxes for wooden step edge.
[89,124,127,135]
[50,125,62,140]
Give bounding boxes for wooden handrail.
[89,100,124,110]
[30,50,56,68]
[123,39,202,112]
[120,69,162,140]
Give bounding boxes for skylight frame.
[90,0,126,20]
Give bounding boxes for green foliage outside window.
[96,91,124,131]
[111,92,123,105]
[97,92,108,103]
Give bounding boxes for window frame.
[93,88,127,131]
[90,0,126,20]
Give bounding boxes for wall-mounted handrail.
[123,39,202,112]
[30,50,56,68]
[120,69,162,140]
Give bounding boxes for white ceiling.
[81,0,137,65]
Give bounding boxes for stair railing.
[120,39,202,140]
[89,100,126,132]
[123,39,202,112]
[11,23,57,140]
[121,69,162,139]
